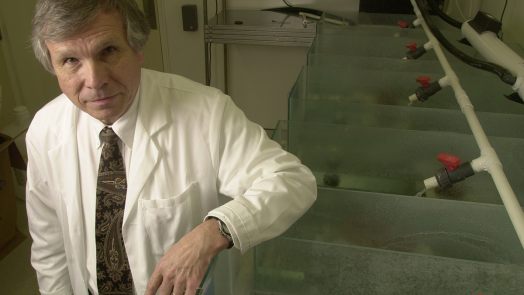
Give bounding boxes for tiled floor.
[0,198,39,294]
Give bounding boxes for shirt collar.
[89,86,140,149]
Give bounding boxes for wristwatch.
[210,217,234,249]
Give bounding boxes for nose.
[83,60,109,90]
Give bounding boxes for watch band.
[210,217,234,249]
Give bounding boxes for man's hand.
[145,219,231,295]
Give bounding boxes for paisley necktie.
[95,127,133,294]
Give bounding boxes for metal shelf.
[205,10,318,47]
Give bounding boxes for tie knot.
[100,127,119,144]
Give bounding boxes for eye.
[103,46,116,54]
[64,58,78,64]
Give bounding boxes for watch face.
[220,221,231,236]
[222,224,231,235]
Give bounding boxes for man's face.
[46,12,144,125]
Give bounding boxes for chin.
[91,112,120,124]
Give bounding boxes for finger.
[159,284,176,295]
[183,276,203,295]
[172,274,188,295]
[144,271,163,295]
[158,276,175,295]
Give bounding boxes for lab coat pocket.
[141,182,202,255]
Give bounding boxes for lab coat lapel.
[48,120,88,286]
[123,77,168,226]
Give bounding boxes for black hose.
[415,0,517,86]
[426,0,462,29]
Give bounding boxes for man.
[26,0,316,295]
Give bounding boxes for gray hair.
[31,0,150,74]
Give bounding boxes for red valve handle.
[398,21,408,28]
[416,76,431,87]
[437,153,461,171]
[406,42,418,52]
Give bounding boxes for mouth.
[90,94,118,105]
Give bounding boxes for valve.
[406,42,417,52]
[409,76,444,103]
[427,153,475,189]
[416,76,431,88]
[398,21,408,28]
[405,43,428,60]
[437,153,461,171]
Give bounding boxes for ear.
[138,48,145,64]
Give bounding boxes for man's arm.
[210,96,317,252]
[145,93,317,295]
[26,138,72,295]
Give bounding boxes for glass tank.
[309,16,524,74]
[272,121,524,205]
[220,11,524,295]
[289,66,524,115]
[308,34,479,61]
[307,54,497,77]
[288,98,524,139]
[237,188,524,295]
[315,19,463,39]
[308,37,524,66]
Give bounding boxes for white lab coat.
[26,69,317,295]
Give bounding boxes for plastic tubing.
[411,0,524,250]
[426,0,463,29]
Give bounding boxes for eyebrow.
[50,35,122,62]
[50,49,76,63]
[96,37,120,51]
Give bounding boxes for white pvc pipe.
[423,176,439,189]
[411,0,524,250]
[490,164,524,247]
[423,41,434,51]
[462,22,524,77]
[462,21,524,102]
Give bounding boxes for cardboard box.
[0,133,23,251]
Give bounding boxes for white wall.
[0,0,61,118]
[479,0,508,17]
[158,0,209,84]
[136,0,165,72]
[500,0,524,46]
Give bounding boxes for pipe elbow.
[471,147,502,174]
